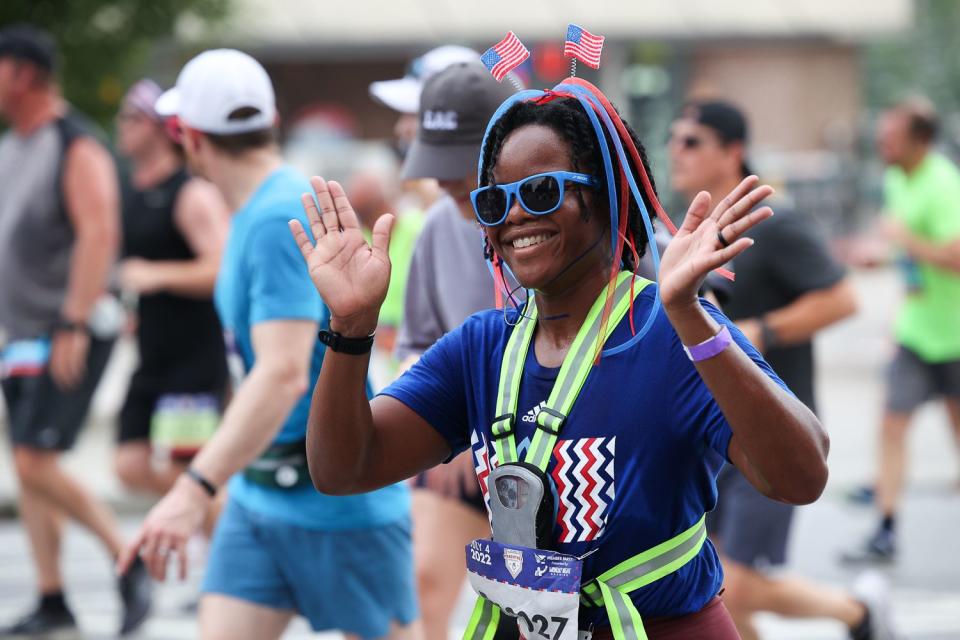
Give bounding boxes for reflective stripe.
[463,597,501,640]
[580,516,707,607]
[491,272,651,472]
[485,273,705,638]
[492,299,536,465]
[599,581,647,640]
[527,274,639,469]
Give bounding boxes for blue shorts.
[202,498,418,638]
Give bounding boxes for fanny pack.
[244,439,312,490]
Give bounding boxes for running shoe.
[841,527,896,564]
[851,571,898,640]
[846,485,876,506]
[1,605,78,638]
[118,555,153,635]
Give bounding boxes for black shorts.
[885,345,960,414]
[707,465,794,569]
[2,338,114,451]
[119,370,225,453]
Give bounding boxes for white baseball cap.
[369,45,478,115]
[155,49,276,134]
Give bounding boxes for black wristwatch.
[759,317,780,350]
[184,467,217,497]
[53,318,89,335]
[318,329,375,355]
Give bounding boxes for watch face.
[495,474,530,510]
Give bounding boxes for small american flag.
[481,31,530,82]
[564,24,605,69]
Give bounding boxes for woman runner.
[289,82,829,638]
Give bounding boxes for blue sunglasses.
[471,171,599,227]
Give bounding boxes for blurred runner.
[0,24,152,636]
[347,165,423,365]
[670,100,894,640]
[388,62,517,640]
[114,78,230,506]
[117,50,416,640]
[843,98,960,564]
[370,46,477,228]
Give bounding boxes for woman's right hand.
[289,177,394,336]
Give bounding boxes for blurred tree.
[864,0,960,149]
[0,0,231,128]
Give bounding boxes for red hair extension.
[623,227,641,336]
[591,159,631,365]
[564,78,735,282]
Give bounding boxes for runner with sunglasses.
[291,80,829,638]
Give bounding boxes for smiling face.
[485,124,610,293]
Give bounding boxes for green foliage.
[0,0,230,128]
[864,0,960,115]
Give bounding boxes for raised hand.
[659,176,774,314]
[289,177,394,335]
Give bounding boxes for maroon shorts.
[589,597,740,640]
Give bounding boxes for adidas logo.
[521,401,547,423]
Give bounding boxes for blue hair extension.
[476,82,662,354]
[554,83,663,354]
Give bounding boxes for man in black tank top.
[114,79,230,509]
[0,25,152,636]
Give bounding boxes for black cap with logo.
[0,24,57,73]
[401,61,517,181]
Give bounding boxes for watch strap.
[185,467,217,497]
[318,329,375,355]
[759,317,779,350]
[53,318,89,334]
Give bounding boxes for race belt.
[244,439,312,490]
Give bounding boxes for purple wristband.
[683,325,733,362]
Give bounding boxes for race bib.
[0,338,51,378]
[150,393,220,456]
[466,539,582,640]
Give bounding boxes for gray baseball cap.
[400,62,517,182]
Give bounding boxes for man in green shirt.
[846,98,960,563]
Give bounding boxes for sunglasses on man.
[670,134,703,150]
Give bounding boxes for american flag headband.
[476,79,667,354]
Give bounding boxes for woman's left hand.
[659,176,774,314]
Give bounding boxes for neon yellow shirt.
[364,210,425,328]
[884,153,960,362]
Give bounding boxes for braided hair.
[478,96,657,271]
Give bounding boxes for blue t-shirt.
[382,286,787,622]
[215,165,409,530]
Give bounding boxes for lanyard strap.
[490,272,652,471]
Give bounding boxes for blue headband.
[476,82,662,354]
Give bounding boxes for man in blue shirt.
[118,50,416,640]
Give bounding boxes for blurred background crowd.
[0,0,958,638]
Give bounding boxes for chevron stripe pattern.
[551,437,616,543]
[471,430,492,510]
[471,431,614,542]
